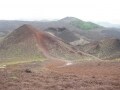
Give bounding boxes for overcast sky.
[0,0,120,24]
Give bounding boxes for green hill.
[60,17,102,30]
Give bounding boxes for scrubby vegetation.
[70,20,101,30]
[60,17,101,30]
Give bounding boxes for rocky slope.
[0,24,99,61]
[76,38,120,60]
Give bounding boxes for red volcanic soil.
[0,60,120,90]
[0,24,82,60]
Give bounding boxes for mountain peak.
[60,17,82,23]
[3,24,40,44]
[15,24,38,33]
[60,17,102,30]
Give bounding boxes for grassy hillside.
[60,17,102,30]
[70,21,101,30]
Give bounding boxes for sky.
[0,0,120,24]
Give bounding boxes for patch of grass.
[70,20,100,30]
[0,57,46,66]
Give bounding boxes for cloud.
[0,0,120,24]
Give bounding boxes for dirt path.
[42,59,73,69]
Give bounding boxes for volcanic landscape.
[0,18,120,90]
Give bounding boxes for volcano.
[0,24,99,61]
[0,24,44,60]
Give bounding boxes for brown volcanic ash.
[2,24,39,44]
[80,38,120,60]
[0,24,44,59]
[0,24,79,60]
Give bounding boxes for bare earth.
[0,59,120,90]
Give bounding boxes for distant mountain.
[96,22,120,28]
[0,18,103,44]
[59,17,102,30]
[0,17,103,34]
[2,18,120,44]
[0,24,98,61]
[101,29,120,39]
